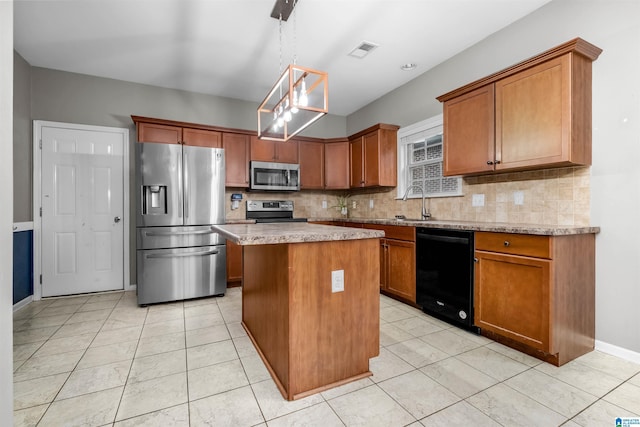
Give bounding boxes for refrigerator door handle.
[145,249,220,259]
[177,148,183,219]
[144,228,216,237]
[184,151,189,220]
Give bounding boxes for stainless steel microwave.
[250,161,300,191]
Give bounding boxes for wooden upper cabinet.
[137,122,182,144]
[299,141,324,190]
[438,38,602,177]
[250,137,299,163]
[443,85,495,176]
[350,124,399,188]
[495,54,591,170]
[223,133,250,187]
[324,141,349,190]
[182,128,222,148]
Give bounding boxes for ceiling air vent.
[348,41,379,59]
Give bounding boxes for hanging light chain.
[292,0,298,65]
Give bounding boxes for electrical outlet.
[352,201,357,209]
[322,200,327,209]
[331,270,344,293]
[369,199,374,209]
[514,191,524,205]
[472,194,485,207]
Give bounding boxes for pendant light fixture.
[257,0,328,142]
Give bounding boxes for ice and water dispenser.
[141,185,167,215]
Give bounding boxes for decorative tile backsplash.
[226,166,591,226]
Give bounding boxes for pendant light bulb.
[291,89,299,114]
[299,78,309,107]
[284,98,292,122]
[277,116,284,127]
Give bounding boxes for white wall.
[1,1,14,422]
[348,0,640,354]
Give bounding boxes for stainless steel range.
[246,200,307,223]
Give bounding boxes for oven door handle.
[417,234,469,245]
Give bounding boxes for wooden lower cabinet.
[226,240,242,287]
[474,231,595,366]
[362,223,416,303]
[382,238,416,303]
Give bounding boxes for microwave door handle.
[286,169,290,185]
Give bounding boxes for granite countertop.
[309,218,600,236]
[213,223,385,246]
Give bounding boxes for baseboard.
[13,296,33,312]
[595,340,640,364]
[125,283,136,292]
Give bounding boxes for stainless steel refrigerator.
[135,142,226,305]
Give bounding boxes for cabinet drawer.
[475,232,551,259]
[362,224,415,242]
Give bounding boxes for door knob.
[114,216,122,223]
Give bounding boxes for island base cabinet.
[242,239,380,400]
[474,232,595,366]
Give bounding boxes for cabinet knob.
[486,160,494,165]
[495,160,501,164]
[504,241,510,247]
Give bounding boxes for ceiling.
[14,0,553,116]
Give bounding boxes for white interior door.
[40,124,125,297]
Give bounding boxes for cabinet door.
[226,240,242,285]
[299,141,324,189]
[137,122,182,144]
[275,140,299,163]
[223,133,250,187]
[324,141,350,189]
[495,55,572,170]
[350,137,364,188]
[385,239,416,303]
[363,131,380,187]
[379,239,387,291]
[474,250,550,351]
[250,137,276,161]
[183,128,222,148]
[443,85,495,176]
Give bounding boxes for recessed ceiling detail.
[348,41,379,59]
[401,63,417,71]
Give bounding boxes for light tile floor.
[12,289,640,426]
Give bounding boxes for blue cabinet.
[13,228,33,305]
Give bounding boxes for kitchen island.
[212,223,384,400]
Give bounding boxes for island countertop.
[212,223,384,245]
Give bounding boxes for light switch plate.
[472,194,485,207]
[514,191,524,205]
[322,200,327,209]
[369,199,374,209]
[331,270,344,293]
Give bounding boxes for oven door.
[250,161,300,191]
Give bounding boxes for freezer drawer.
[137,226,224,250]
[136,245,227,305]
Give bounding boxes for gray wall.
[13,51,31,222]
[347,0,640,354]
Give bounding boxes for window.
[397,114,462,199]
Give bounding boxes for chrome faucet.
[402,185,431,220]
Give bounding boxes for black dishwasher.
[416,228,477,331]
